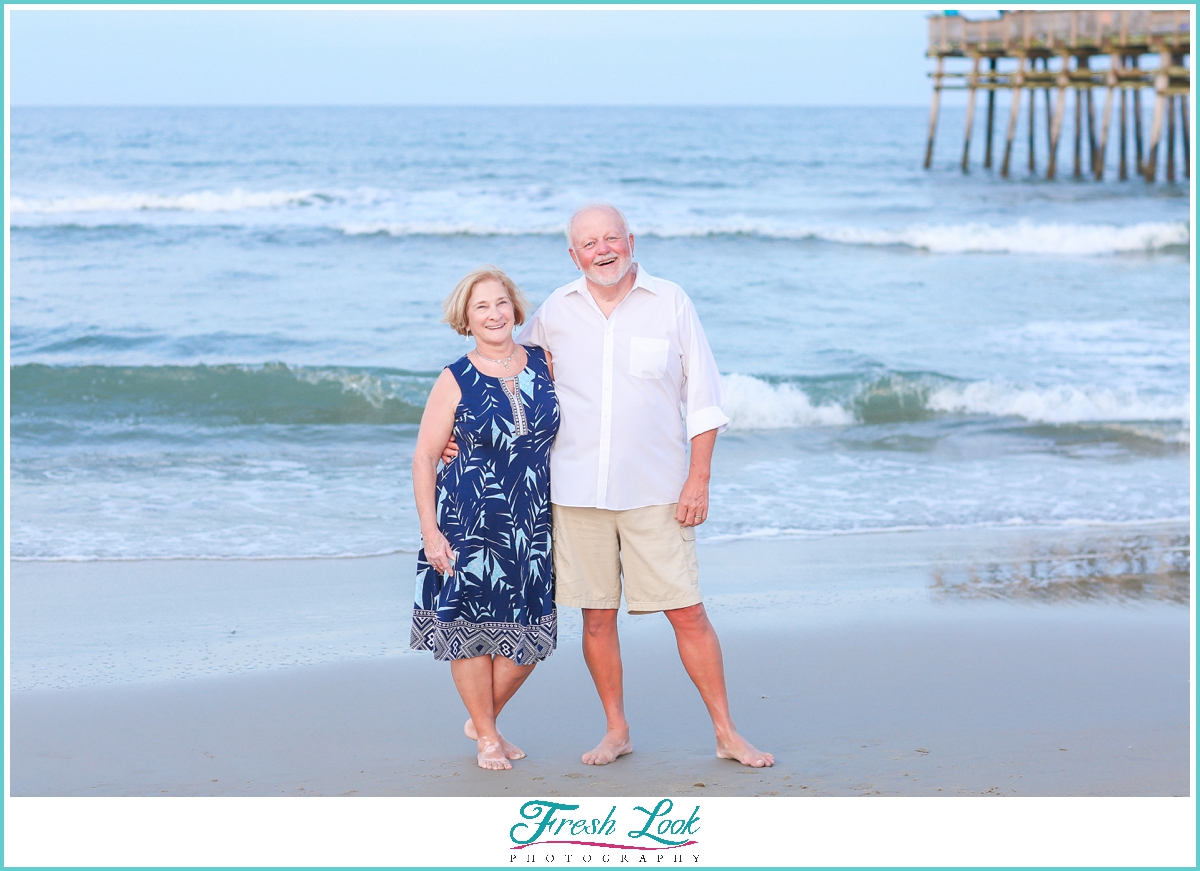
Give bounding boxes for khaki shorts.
[552,503,702,613]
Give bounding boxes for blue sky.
[10,9,936,106]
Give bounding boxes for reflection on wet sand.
[931,532,1190,603]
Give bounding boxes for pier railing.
[928,10,1190,55]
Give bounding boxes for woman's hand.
[422,527,457,575]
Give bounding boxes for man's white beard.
[584,258,632,288]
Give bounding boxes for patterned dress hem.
[410,609,557,666]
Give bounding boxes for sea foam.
[338,218,1190,255]
[721,372,1189,436]
[12,187,1188,256]
[810,220,1190,255]
[11,189,319,214]
[927,380,1191,424]
[722,374,854,429]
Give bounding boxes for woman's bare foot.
[464,719,526,760]
[477,739,512,770]
[716,732,774,768]
[582,728,633,765]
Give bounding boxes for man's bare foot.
[582,729,633,766]
[477,739,512,770]
[716,733,774,768]
[464,719,526,760]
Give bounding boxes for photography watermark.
[508,799,702,864]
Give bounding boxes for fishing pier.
[924,10,1191,181]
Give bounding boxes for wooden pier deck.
[924,10,1191,181]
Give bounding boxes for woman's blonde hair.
[442,266,529,337]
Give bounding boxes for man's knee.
[582,608,619,637]
[665,602,710,632]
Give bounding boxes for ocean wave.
[335,221,551,238]
[10,364,1189,439]
[805,220,1190,255]
[11,189,320,214]
[12,187,1187,256]
[14,517,1190,561]
[927,380,1191,424]
[701,515,1191,544]
[337,219,1190,255]
[721,373,1189,439]
[10,362,434,426]
[722,373,853,428]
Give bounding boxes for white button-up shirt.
[517,265,729,511]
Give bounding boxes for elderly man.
[516,203,773,768]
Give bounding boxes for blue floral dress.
[410,346,559,665]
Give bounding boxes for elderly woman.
[410,267,559,770]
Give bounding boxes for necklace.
[474,345,519,372]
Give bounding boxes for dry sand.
[10,527,1191,797]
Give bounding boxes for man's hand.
[675,475,709,527]
[440,434,459,465]
[676,428,717,527]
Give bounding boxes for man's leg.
[663,603,774,768]
[463,656,536,759]
[580,608,634,765]
[552,504,630,766]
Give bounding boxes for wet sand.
[10,526,1191,797]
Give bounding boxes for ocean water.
[9,106,1192,561]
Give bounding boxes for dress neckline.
[463,346,534,381]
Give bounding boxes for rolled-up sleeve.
[515,303,549,350]
[678,295,730,440]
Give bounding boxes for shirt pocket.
[628,337,670,380]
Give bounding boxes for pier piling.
[1096,67,1115,180]
[984,57,997,168]
[1134,84,1144,175]
[1086,85,1097,174]
[924,57,943,169]
[1167,94,1176,182]
[1000,57,1024,177]
[1044,61,1054,156]
[962,54,980,172]
[1028,64,1037,172]
[1181,99,1190,179]
[1119,85,1128,180]
[1145,51,1169,182]
[1047,64,1068,180]
[1080,86,1089,178]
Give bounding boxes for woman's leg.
[463,656,537,758]
[493,656,537,717]
[450,655,510,770]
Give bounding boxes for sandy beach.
[10,524,1191,797]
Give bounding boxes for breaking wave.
[721,372,1189,440]
[10,363,433,426]
[10,364,1189,442]
[804,220,1189,255]
[11,189,321,214]
[338,218,1189,255]
[11,187,1187,255]
[722,374,854,428]
[926,380,1191,425]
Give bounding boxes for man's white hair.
[566,203,630,247]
